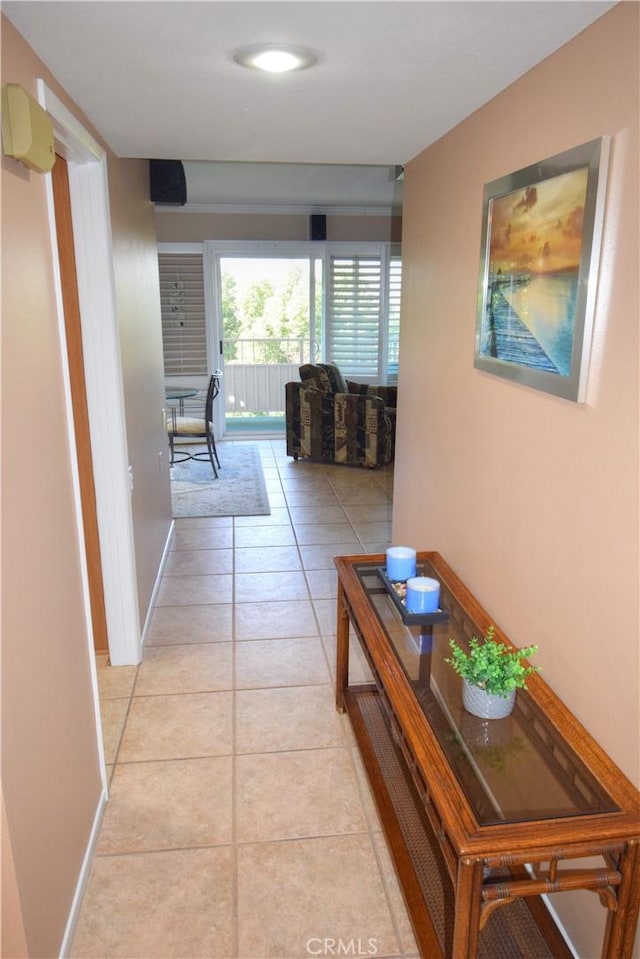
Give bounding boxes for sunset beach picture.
[481,168,588,375]
[475,139,608,401]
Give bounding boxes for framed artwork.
[475,138,610,401]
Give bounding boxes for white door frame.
[38,80,141,668]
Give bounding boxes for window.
[157,242,402,385]
[325,243,401,382]
[327,254,381,377]
[387,252,402,382]
[158,252,207,375]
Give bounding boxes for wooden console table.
[334,552,640,959]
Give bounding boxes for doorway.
[212,252,323,437]
[51,155,109,654]
[39,79,141,668]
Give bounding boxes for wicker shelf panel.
[352,687,562,959]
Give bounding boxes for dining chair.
[167,371,222,477]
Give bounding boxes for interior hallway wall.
[109,157,173,626]
[1,17,104,957]
[392,5,639,957]
[154,209,402,243]
[1,16,171,957]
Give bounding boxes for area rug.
[170,444,270,518]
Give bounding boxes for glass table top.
[165,388,198,399]
[354,560,619,827]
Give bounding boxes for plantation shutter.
[158,253,207,375]
[326,255,382,377]
[387,253,402,381]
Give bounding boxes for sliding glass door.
[159,241,402,439]
[206,244,323,436]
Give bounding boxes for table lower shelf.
[344,685,573,959]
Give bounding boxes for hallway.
[73,439,418,958]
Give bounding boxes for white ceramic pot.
[462,680,516,720]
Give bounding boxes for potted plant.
[446,626,539,719]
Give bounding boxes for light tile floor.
[72,439,419,959]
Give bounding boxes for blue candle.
[405,576,440,613]
[386,546,417,582]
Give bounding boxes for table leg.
[602,840,640,959]
[453,858,484,958]
[335,584,350,713]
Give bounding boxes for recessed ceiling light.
[233,44,317,73]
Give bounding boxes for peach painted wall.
[1,16,171,956]
[393,5,639,956]
[154,209,401,243]
[1,789,29,958]
[1,17,104,957]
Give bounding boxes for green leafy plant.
[446,626,539,698]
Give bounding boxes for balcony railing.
[223,337,311,415]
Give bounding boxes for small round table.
[165,387,198,415]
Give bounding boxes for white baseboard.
[139,520,175,649]
[540,894,579,958]
[58,787,108,958]
[57,521,176,956]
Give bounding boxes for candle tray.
[377,567,449,626]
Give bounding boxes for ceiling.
[4,1,615,209]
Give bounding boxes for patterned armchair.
[285,363,396,468]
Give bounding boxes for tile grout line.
[90,440,402,958]
[231,512,240,959]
